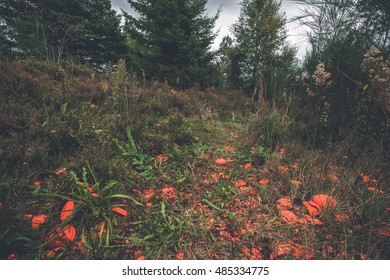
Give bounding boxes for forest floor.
[0,59,389,260]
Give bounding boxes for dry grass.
[0,58,388,260]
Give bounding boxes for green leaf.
[82,167,88,184]
[129,237,143,245]
[106,194,143,206]
[60,102,68,114]
[101,180,118,192]
[161,200,166,219]
[70,171,79,182]
[81,229,93,250]
[202,198,222,212]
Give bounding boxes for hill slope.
[0,59,389,259]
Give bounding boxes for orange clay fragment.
[161,186,177,199]
[279,210,299,224]
[259,178,270,185]
[60,201,74,221]
[58,225,76,241]
[235,180,247,188]
[312,194,337,209]
[272,242,314,259]
[302,201,321,217]
[215,158,228,165]
[334,213,349,222]
[176,251,184,260]
[277,197,293,209]
[374,228,390,237]
[143,188,156,199]
[112,207,128,217]
[31,214,47,228]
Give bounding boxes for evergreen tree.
[215,35,244,90]
[124,0,219,88]
[0,0,127,67]
[230,0,288,99]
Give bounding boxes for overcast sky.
[110,0,309,59]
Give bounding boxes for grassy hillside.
[0,58,389,260]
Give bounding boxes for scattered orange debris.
[134,250,145,260]
[290,163,299,170]
[360,173,370,183]
[33,180,41,187]
[367,187,384,194]
[374,228,390,237]
[223,146,236,151]
[41,247,61,259]
[278,166,290,175]
[215,158,228,165]
[291,180,303,186]
[279,210,299,224]
[328,174,339,181]
[272,242,314,259]
[235,180,247,188]
[277,197,293,209]
[301,215,323,225]
[244,162,252,169]
[60,201,74,221]
[25,214,45,228]
[54,166,66,175]
[303,194,337,217]
[57,225,76,241]
[302,201,321,217]
[143,188,156,199]
[112,207,128,217]
[161,186,177,199]
[259,178,270,185]
[31,214,47,228]
[89,103,95,109]
[201,153,212,159]
[156,153,169,162]
[96,222,107,237]
[242,246,263,260]
[334,213,349,223]
[176,251,184,260]
[312,194,337,209]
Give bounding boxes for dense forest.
[0,0,389,260]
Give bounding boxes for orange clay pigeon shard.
[214,158,233,165]
[303,194,337,217]
[112,207,128,217]
[279,210,299,224]
[302,201,321,217]
[312,194,337,209]
[25,214,47,228]
[60,201,74,221]
[62,225,76,241]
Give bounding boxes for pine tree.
[124,0,219,88]
[231,0,287,98]
[0,0,127,67]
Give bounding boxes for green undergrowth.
[0,58,388,260]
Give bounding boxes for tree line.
[0,0,292,91]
